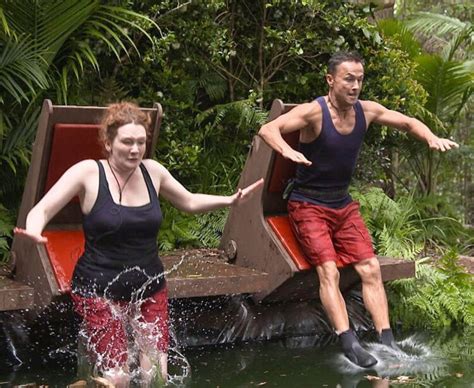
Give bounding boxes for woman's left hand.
[231,178,264,205]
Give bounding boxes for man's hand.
[428,136,459,152]
[282,149,312,166]
[13,227,48,244]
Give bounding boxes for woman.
[14,102,263,387]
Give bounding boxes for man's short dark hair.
[328,51,364,75]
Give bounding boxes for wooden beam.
[0,277,34,311]
[162,249,269,299]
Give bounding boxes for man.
[258,51,458,368]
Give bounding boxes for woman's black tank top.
[72,161,165,301]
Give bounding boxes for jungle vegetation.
[0,0,472,329]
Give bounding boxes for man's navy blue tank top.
[72,161,165,301]
[290,96,367,208]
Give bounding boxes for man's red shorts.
[287,200,375,267]
[71,286,169,370]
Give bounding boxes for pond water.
[1,325,472,387]
[185,328,474,387]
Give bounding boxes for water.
[1,305,473,387]
[183,329,473,387]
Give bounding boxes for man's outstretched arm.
[258,102,319,165]
[362,100,459,152]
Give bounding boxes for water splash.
[74,263,192,385]
[332,333,449,386]
[0,315,24,367]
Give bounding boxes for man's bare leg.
[354,257,398,349]
[316,261,349,332]
[317,261,377,367]
[353,257,389,331]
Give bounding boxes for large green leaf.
[377,18,422,59]
[415,54,473,122]
[0,36,49,103]
[407,12,469,37]
[0,0,157,102]
[406,12,473,60]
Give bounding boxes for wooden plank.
[378,256,415,281]
[0,277,34,311]
[161,249,269,299]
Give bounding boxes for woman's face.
[106,122,147,170]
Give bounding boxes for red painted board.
[43,230,85,293]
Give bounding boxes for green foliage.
[196,208,228,248]
[158,203,200,252]
[410,194,471,251]
[395,0,473,22]
[377,19,422,59]
[158,203,228,251]
[352,187,424,259]
[0,203,13,262]
[415,54,473,125]
[376,14,472,204]
[353,186,471,257]
[405,12,473,60]
[388,250,474,328]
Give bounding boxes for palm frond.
[197,208,228,248]
[406,12,470,38]
[1,0,158,103]
[0,6,12,36]
[415,54,473,122]
[0,36,49,103]
[1,102,41,156]
[0,202,14,262]
[377,18,422,59]
[352,187,424,259]
[441,26,473,60]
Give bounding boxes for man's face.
[326,61,364,105]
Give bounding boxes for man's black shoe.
[340,329,377,368]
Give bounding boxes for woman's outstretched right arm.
[14,160,94,244]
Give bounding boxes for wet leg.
[135,287,169,385]
[71,295,130,383]
[140,352,167,386]
[102,367,130,387]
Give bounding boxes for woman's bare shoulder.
[65,159,99,176]
[142,158,164,170]
[142,159,170,179]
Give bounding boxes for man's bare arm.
[258,102,320,165]
[362,100,459,152]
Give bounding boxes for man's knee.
[355,257,382,283]
[317,261,340,286]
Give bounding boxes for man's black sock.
[379,328,400,351]
[339,329,377,368]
